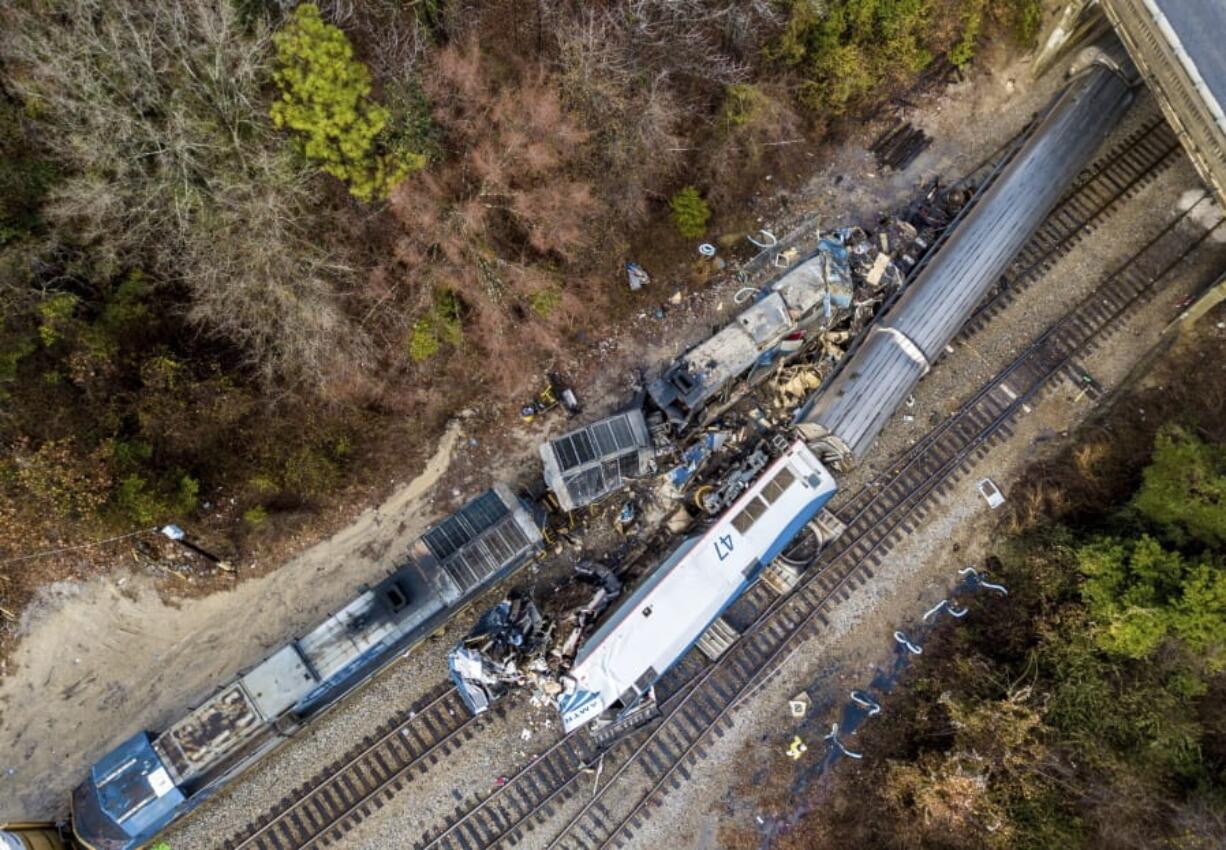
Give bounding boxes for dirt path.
[0,418,470,818]
[2,39,1061,824]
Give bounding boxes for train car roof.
[71,732,184,850]
[571,535,703,670]
[410,484,542,595]
[571,444,836,673]
[540,409,654,511]
[1149,1,1226,121]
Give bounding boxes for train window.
[732,496,768,534]
[618,452,640,479]
[761,466,796,504]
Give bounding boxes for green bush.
[529,287,563,318]
[770,0,937,115]
[1012,0,1043,47]
[669,186,711,239]
[36,293,79,347]
[408,318,439,362]
[721,83,766,128]
[270,3,427,201]
[243,505,268,527]
[407,291,464,361]
[1132,425,1226,547]
[114,472,199,525]
[949,0,985,68]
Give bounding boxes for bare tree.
[0,0,371,393]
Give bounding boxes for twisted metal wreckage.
[449,39,1139,730]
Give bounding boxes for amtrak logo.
[559,689,602,730]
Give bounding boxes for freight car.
[71,486,541,850]
[557,441,837,736]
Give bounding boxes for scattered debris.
[774,246,800,268]
[662,431,729,498]
[871,120,932,171]
[613,501,637,535]
[694,442,772,514]
[698,243,717,257]
[849,691,881,716]
[521,374,581,422]
[977,477,1006,509]
[788,692,811,718]
[959,565,1009,596]
[626,262,650,291]
[786,735,808,760]
[893,630,922,655]
[824,722,864,759]
[747,230,778,249]
[448,597,552,715]
[548,561,623,665]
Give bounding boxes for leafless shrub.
[314,0,433,81]
[1,0,370,394]
[552,9,685,224]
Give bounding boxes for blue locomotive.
[71,486,541,850]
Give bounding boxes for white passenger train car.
[558,441,838,733]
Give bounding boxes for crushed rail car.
[648,238,859,428]
[557,441,838,736]
[71,486,541,850]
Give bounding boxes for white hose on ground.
[850,691,882,716]
[747,229,777,249]
[894,631,922,655]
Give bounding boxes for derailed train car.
[557,441,837,736]
[71,486,541,850]
[798,42,1139,467]
[648,242,856,427]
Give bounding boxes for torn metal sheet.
[662,431,729,498]
[449,598,550,715]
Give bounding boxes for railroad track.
[224,685,493,850]
[222,109,1186,850]
[958,113,1181,339]
[410,196,1223,850]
